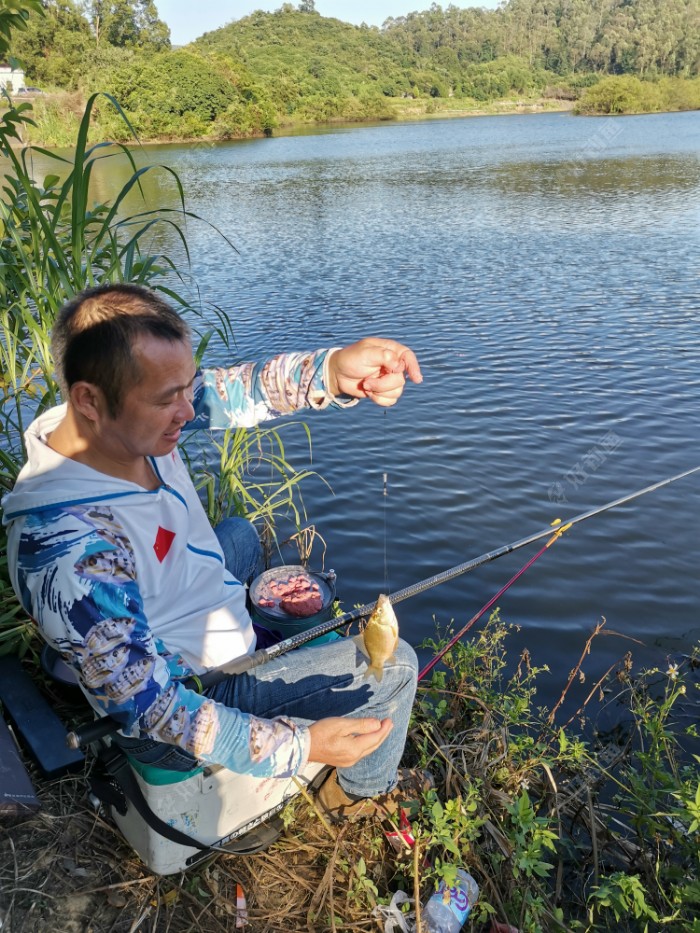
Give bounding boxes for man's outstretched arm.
[189,339,421,429]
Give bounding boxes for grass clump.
[414,613,700,930]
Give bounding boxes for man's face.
[106,333,196,461]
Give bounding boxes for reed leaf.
[191,422,326,539]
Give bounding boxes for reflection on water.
[15,110,700,708]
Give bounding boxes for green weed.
[407,611,700,931]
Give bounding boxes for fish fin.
[364,663,384,682]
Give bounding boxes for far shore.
[3,96,576,151]
[7,95,699,152]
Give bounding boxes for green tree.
[8,0,700,144]
[575,73,658,111]
[133,0,169,48]
[84,0,170,49]
[9,0,92,86]
[91,49,234,137]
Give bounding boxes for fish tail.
[364,663,384,682]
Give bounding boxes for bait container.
[249,565,339,645]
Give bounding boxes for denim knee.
[392,638,419,680]
[214,516,263,584]
[113,735,199,772]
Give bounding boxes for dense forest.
[6,0,700,143]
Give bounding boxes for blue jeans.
[208,636,418,798]
[213,516,263,586]
[119,517,418,797]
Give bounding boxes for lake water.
[29,111,700,714]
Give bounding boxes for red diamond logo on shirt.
[153,527,176,563]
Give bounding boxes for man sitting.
[3,283,428,819]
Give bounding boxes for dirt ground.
[0,757,398,933]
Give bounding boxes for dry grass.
[2,626,697,933]
[0,761,400,933]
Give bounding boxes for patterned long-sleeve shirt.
[3,348,354,779]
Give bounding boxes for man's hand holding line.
[328,338,423,408]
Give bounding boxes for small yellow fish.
[356,594,399,682]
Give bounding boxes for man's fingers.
[359,343,415,374]
[374,346,422,384]
[350,718,394,755]
[361,372,407,406]
[365,392,402,409]
[308,716,394,766]
[345,717,389,736]
[329,338,422,406]
[399,349,423,384]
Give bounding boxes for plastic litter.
[384,808,416,854]
[373,890,415,932]
[235,882,248,928]
[421,868,479,932]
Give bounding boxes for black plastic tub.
[249,565,339,645]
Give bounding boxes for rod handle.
[66,716,121,749]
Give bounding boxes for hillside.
[6,0,700,145]
[189,1,699,125]
[196,9,408,93]
[192,8,412,123]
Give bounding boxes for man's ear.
[69,382,107,424]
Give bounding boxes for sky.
[155,1,499,46]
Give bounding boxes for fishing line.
[382,409,390,595]
[383,468,390,593]
[67,464,700,748]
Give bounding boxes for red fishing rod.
[418,521,569,681]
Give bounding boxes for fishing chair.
[89,735,327,875]
[42,644,327,876]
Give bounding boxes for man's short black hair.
[51,283,191,418]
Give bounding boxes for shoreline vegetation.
[2,609,700,931]
[4,93,580,150]
[1,3,699,931]
[6,79,700,152]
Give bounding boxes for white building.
[0,64,26,93]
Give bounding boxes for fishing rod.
[418,528,564,682]
[66,464,700,749]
